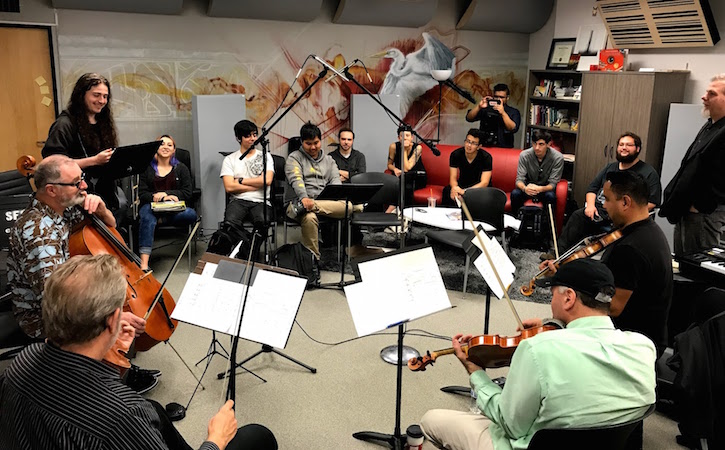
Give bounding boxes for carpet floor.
[319,225,551,304]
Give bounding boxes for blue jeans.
[510,188,557,215]
[138,203,198,255]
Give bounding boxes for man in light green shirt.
[420,259,656,450]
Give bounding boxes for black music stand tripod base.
[195,331,229,366]
[314,183,383,290]
[353,324,408,450]
[217,344,316,380]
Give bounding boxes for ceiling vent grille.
[0,0,20,13]
[597,0,720,48]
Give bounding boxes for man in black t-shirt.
[599,171,673,355]
[541,171,672,355]
[442,129,493,206]
[554,132,662,255]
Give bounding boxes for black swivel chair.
[425,187,507,293]
[527,403,656,450]
[0,292,37,363]
[347,172,400,260]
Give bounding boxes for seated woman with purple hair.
[138,135,197,270]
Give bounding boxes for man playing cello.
[7,155,157,393]
[420,259,656,450]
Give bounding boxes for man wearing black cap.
[420,259,656,450]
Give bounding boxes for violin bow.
[547,204,559,260]
[458,196,524,330]
[220,233,258,409]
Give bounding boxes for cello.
[17,155,179,366]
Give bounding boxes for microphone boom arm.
[443,79,477,105]
[342,66,440,156]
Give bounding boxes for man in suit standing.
[660,74,725,255]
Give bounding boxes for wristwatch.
[238,177,244,185]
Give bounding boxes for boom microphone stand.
[342,65,445,365]
[342,65,442,249]
[248,56,346,264]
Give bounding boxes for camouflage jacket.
[7,198,83,338]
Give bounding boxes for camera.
[488,99,501,107]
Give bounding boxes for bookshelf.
[524,70,582,157]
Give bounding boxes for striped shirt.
[0,343,218,450]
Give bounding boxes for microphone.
[429,143,441,157]
[326,58,358,82]
[443,79,476,105]
[313,55,349,82]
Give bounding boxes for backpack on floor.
[272,242,316,286]
[207,222,246,257]
[511,206,548,250]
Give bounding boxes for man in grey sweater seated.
[285,122,363,270]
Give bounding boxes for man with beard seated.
[546,132,662,259]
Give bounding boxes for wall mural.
[59,29,526,153]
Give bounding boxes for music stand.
[345,244,451,450]
[104,141,161,179]
[314,183,382,289]
[173,252,316,381]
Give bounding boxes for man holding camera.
[465,83,521,148]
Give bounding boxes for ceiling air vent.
[1,0,20,13]
[597,0,720,48]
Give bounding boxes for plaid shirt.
[7,198,83,338]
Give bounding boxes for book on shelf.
[532,78,580,99]
[529,104,578,130]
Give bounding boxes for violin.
[409,322,563,371]
[17,155,178,368]
[519,229,622,296]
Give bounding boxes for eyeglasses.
[618,143,637,148]
[464,139,479,146]
[49,173,86,189]
[493,95,507,99]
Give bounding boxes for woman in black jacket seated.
[138,135,197,270]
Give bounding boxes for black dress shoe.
[131,364,162,379]
[125,366,159,395]
[165,402,186,422]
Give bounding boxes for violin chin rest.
[165,402,186,422]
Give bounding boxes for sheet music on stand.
[469,225,516,300]
[171,261,307,349]
[343,244,451,337]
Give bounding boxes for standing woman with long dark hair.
[42,73,119,210]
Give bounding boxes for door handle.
[609,145,614,158]
[603,145,607,157]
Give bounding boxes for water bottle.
[469,388,479,414]
[405,424,424,450]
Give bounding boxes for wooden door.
[0,26,57,172]
[573,73,617,205]
[610,74,655,161]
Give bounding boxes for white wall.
[552,0,725,103]
[49,1,530,152]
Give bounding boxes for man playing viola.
[7,155,155,393]
[420,259,656,450]
[0,255,278,450]
[542,171,673,356]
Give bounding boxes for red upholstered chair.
[412,144,568,233]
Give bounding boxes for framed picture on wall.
[546,38,577,70]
